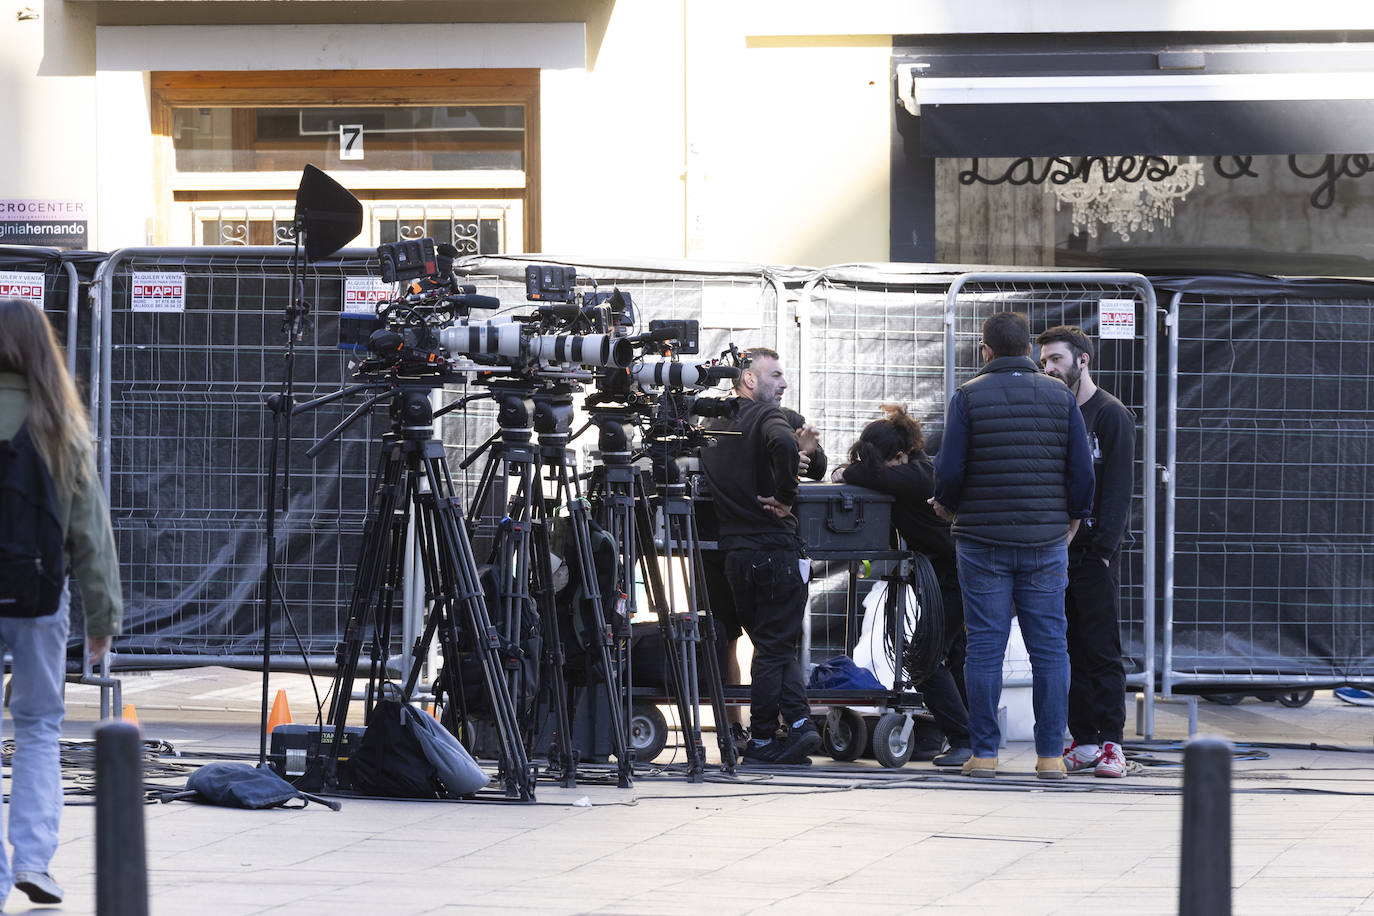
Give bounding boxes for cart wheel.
[1202,693,1246,706]
[1276,690,1314,708]
[630,704,669,762]
[871,713,914,768]
[822,708,867,761]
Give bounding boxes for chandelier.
[1051,155,1205,243]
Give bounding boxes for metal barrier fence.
[942,272,1159,731]
[11,242,1373,718]
[85,249,791,664]
[1160,278,1374,693]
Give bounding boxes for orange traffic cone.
[430,704,442,722]
[267,690,292,733]
[121,703,139,726]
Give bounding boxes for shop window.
[151,70,539,252]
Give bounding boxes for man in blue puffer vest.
[929,311,1094,780]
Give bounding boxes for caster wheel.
[822,707,867,761]
[1277,690,1314,708]
[1202,693,1246,706]
[871,713,914,768]
[630,703,668,762]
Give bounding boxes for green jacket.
[0,372,123,639]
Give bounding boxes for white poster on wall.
[1098,298,1136,340]
[131,272,186,312]
[0,271,45,304]
[342,276,391,315]
[701,284,763,329]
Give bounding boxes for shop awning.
[898,67,1374,157]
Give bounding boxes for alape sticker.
[131,272,186,312]
[0,271,45,304]
[342,276,391,315]
[1099,299,1136,340]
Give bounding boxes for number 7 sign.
[339,124,364,161]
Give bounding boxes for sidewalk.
[18,669,1374,915]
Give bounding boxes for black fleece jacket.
[698,397,801,550]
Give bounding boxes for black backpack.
[0,423,65,618]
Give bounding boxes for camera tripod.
[466,380,634,789]
[585,404,738,780]
[316,383,535,800]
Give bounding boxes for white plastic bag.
[851,580,920,689]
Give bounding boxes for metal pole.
[1179,735,1232,916]
[96,720,149,916]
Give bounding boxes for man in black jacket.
[1038,325,1135,778]
[699,348,822,764]
[701,347,824,746]
[931,312,1094,779]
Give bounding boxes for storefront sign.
[1099,299,1136,340]
[131,272,186,312]
[342,276,391,315]
[959,154,1374,212]
[0,199,88,249]
[0,270,45,304]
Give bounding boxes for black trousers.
[1065,551,1127,745]
[916,576,970,745]
[724,545,809,739]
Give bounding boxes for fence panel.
[942,273,1158,710]
[1162,278,1374,689]
[93,250,786,663]
[797,268,954,663]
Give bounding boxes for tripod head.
[389,384,440,440]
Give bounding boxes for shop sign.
[0,199,88,249]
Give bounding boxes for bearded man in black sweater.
[1038,325,1136,778]
[699,348,823,765]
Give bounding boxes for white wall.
[538,2,687,258]
[0,0,99,239]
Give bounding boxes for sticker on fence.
[1099,298,1136,339]
[0,271,44,304]
[342,276,392,315]
[701,284,763,329]
[131,272,186,312]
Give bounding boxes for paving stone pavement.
[11,669,1374,915]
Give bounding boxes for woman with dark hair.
[838,404,971,767]
[0,297,122,906]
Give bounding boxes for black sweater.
[699,397,801,549]
[1073,388,1136,562]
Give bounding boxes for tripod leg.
[631,482,706,781]
[320,438,408,788]
[682,504,738,773]
[565,465,634,788]
[531,512,577,787]
[421,441,535,800]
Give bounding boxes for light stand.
[257,165,362,768]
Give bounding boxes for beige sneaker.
[1036,756,1067,779]
[961,755,998,778]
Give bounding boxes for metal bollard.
[96,720,149,916]
[1179,735,1232,916]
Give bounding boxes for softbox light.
[294,164,363,262]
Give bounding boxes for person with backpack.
[0,297,123,907]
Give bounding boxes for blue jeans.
[956,540,1069,758]
[0,595,70,899]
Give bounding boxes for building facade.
[6,1,1374,273]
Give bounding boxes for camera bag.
[0,423,65,617]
